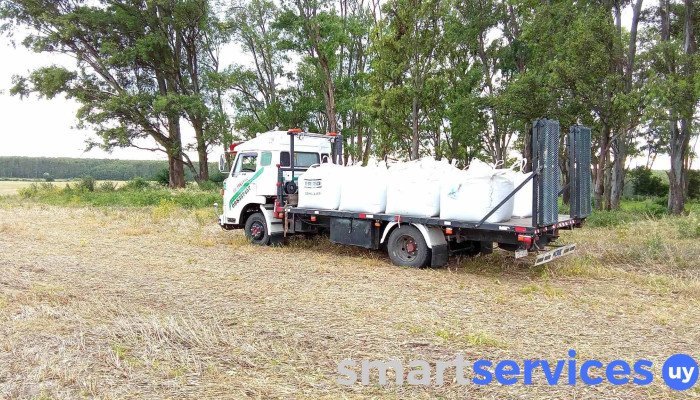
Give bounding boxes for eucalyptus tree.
[644,0,698,213]
[368,0,446,160]
[227,0,290,137]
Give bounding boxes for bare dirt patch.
[0,205,698,399]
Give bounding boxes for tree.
[609,0,645,210]
[176,0,232,182]
[228,0,290,138]
[645,0,698,213]
[279,0,345,135]
[368,0,445,161]
[2,0,225,187]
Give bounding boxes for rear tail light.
[517,235,532,243]
[311,216,317,222]
[445,228,453,235]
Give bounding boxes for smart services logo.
[337,351,698,390]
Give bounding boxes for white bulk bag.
[385,158,456,217]
[338,163,387,213]
[298,163,343,209]
[440,161,515,223]
[508,161,533,218]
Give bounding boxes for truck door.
[225,152,260,218]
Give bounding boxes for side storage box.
[330,218,379,249]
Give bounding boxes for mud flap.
[430,244,448,267]
[269,233,285,247]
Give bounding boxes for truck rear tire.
[387,225,429,268]
[244,213,270,245]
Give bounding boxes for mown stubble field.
[0,202,699,399]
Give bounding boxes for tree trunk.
[610,133,626,209]
[411,94,419,160]
[167,117,186,189]
[362,127,372,166]
[604,157,613,210]
[560,156,570,205]
[668,119,691,214]
[357,114,364,163]
[194,123,209,182]
[523,124,533,173]
[198,147,209,182]
[666,0,695,214]
[319,57,338,134]
[594,122,610,210]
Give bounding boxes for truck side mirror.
[218,153,229,173]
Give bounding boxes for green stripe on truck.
[228,168,265,209]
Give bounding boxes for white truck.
[217,120,591,268]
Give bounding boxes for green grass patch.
[585,200,667,228]
[435,330,507,349]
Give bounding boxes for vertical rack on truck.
[532,119,561,227]
[274,130,344,218]
[569,126,592,220]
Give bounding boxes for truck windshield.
[281,152,320,168]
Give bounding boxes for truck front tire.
[387,225,430,268]
[244,213,270,245]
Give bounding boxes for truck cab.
[218,130,335,242]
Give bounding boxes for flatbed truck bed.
[281,206,585,267]
[287,207,582,234]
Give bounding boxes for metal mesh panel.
[532,119,560,226]
[569,126,592,218]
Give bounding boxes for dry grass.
[0,204,698,399]
[0,180,125,196]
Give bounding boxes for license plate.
[515,249,528,259]
[534,244,577,266]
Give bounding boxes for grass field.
[0,201,699,399]
[0,181,44,196]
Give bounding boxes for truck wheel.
[244,213,270,245]
[387,225,429,268]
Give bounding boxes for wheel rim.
[396,234,418,262]
[249,221,265,241]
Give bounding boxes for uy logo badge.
[663,354,698,391]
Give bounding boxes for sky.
[0,7,692,170]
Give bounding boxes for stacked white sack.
[386,157,457,217]
[439,159,515,223]
[298,163,344,209]
[507,160,533,217]
[338,162,388,213]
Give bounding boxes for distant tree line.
[0,156,217,181]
